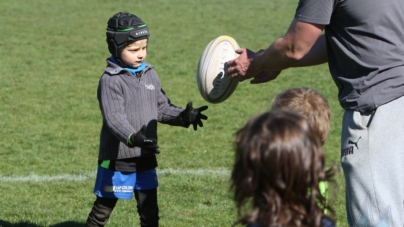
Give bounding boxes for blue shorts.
[93,166,158,200]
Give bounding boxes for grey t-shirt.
[295,0,404,112]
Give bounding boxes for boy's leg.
[87,165,137,227]
[86,196,118,227]
[135,188,159,227]
[134,169,159,227]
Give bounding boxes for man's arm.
[292,33,327,67]
[226,19,326,81]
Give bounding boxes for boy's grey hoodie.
[97,59,185,160]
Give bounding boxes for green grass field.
[0,0,347,226]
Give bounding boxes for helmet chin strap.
[114,57,128,67]
[113,56,141,69]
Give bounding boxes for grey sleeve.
[294,0,336,25]
[97,75,134,144]
[156,84,185,126]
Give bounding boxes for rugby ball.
[197,35,240,103]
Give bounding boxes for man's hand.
[226,49,281,84]
[130,125,160,153]
[181,102,208,131]
[225,48,258,81]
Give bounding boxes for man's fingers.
[226,66,241,79]
[235,48,244,54]
[225,61,234,75]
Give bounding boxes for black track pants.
[86,197,117,227]
[86,189,159,227]
[135,189,159,227]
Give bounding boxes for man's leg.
[342,96,404,227]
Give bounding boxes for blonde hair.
[271,87,331,144]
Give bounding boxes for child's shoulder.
[143,61,154,70]
[103,58,124,75]
[143,62,159,76]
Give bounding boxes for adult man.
[226,0,404,226]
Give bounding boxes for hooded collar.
[105,56,151,76]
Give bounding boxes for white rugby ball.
[197,35,240,103]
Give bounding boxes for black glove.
[130,125,160,154]
[181,102,208,131]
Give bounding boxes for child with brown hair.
[230,110,335,227]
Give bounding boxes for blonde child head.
[271,87,331,144]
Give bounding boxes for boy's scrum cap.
[106,12,150,58]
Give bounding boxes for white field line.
[0,168,231,182]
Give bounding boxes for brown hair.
[230,110,334,227]
[271,87,331,144]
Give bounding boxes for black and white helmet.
[106,12,150,60]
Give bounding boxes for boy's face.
[120,39,148,68]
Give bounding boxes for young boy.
[270,87,332,208]
[86,12,208,227]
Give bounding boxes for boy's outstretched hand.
[130,125,160,153]
[181,102,208,131]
